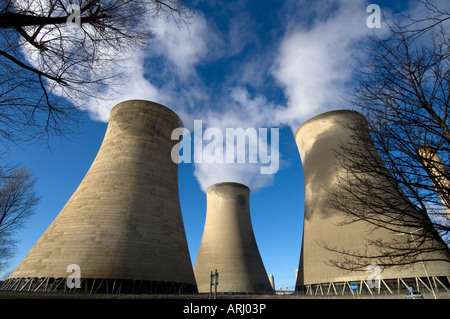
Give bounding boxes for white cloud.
[271,0,371,131]
[85,52,161,122]
[181,86,280,192]
[150,11,212,77]
[194,161,276,192]
[82,9,213,122]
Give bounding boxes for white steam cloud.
[271,0,371,131]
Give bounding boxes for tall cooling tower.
[194,182,273,293]
[2,100,197,294]
[295,110,450,294]
[419,147,450,218]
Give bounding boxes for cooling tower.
[193,182,273,293]
[419,147,450,218]
[2,100,197,294]
[269,274,275,291]
[295,110,450,294]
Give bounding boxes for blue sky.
[1,0,437,290]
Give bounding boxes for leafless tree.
[0,166,39,272]
[323,0,450,272]
[0,0,190,144]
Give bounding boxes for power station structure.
[295,110,450,296]
[2,100,197,294]
[193,182,273,294]
[418,146,450,218]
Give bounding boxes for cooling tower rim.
[294,109,366,139]
[111,99,181,120]
[206,182,250,193]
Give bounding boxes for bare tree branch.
[0,166,39,272]
[0,0,191,144]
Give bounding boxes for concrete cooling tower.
[194,182,273,294]
[295,110,450,296]
[2,100,197,294]
[419,147,450,218]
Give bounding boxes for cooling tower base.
[1,277,198,294]
[296,276,450,297]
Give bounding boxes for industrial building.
[294,110,450,296]
[1,100,197,294]
[194,182,273,294]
